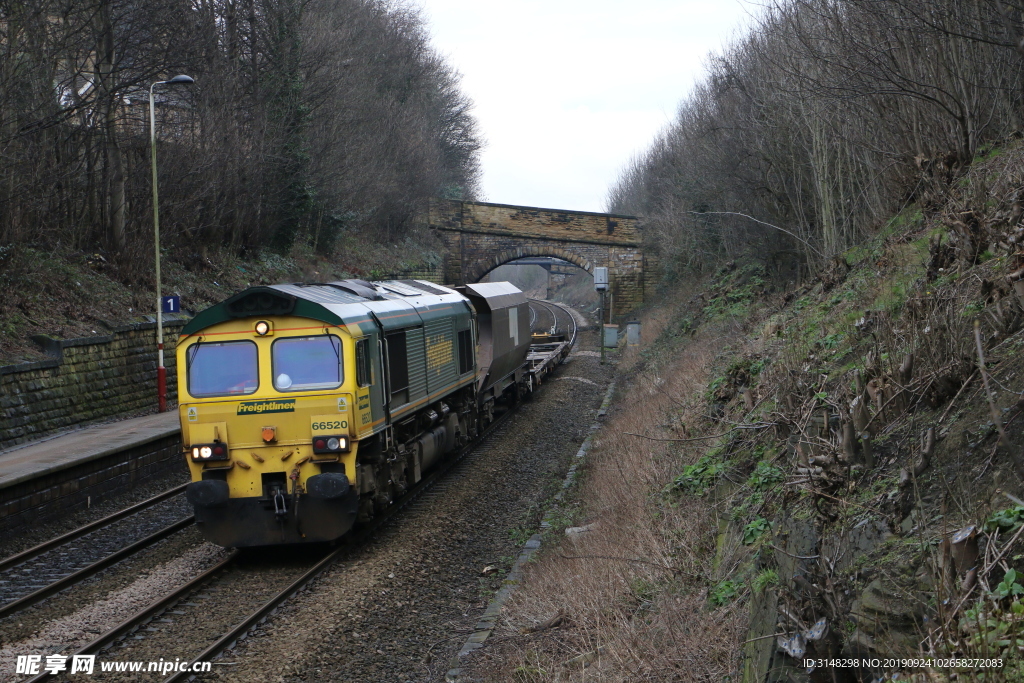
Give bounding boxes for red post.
[157,355,167,413]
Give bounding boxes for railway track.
[525,300,577,391]
[527,299,556,334]
[527,299,578,345]
[0,485,193,621]
[550,300,580,345]
[12,308,580,682]
[207,309,601,682]
[24,405,522,683]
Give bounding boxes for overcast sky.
[419,0,754,214]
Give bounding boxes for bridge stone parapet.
[429,200,650,313]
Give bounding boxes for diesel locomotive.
[177,279,531,547]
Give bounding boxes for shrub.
[672,454,726,495]
[710,579,740,606]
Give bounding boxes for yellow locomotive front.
[177,287,376,547]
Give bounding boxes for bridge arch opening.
[470,247,593,283]
[480,252,598,311]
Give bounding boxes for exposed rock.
[849,577,924,651]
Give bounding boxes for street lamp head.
[150,75,194,94]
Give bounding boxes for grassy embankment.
[469,143,1024,681]
[0,229,444,364]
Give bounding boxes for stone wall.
[0,320,187,450]
[428,200,649,314]
[385,263,445,284]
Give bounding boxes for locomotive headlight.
[190,443,230,462]
[254,320,272,336]
[312,436,348,454]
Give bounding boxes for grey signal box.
[593,267,609,292]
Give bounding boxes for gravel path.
[200,329,610,683]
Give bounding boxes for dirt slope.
[460,143,1024,681]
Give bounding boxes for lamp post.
[150,74,194,413]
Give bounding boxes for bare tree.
[0,0,481,278]
[609,0,1024,279]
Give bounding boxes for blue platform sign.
[161,296,180,314]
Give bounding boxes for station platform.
[0,412,180,490]
[0,412,183,535]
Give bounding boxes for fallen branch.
[625,431,730,443]
[687,211,825,258]
[1004,491,1024,507]
[981,519,1024,581]
[522,611,565,634]
[975,319,1008,448]
[899,426,935,486]
[861,379,926,433]
[624,424,771,443]
[805,487,880,514]
[742,632,791,645]
[556,552,682,574]
[768,543,820,560]
[938,369,978,423]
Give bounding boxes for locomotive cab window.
[271,335,342,392]
[187,340,259,397]
[355,338,372,387]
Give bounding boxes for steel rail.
[531,300,560,336]
[0,516,194,619]
[161,406,519,683]
[527,299,556,334]
[545,300,579,348]
[0,483,189,573]
[162,550,342,683]
[23,551,239,683]
[527,299,578,348]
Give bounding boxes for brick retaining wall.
[0,320,187,450]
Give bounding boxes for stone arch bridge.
[428,200,653,314]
